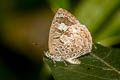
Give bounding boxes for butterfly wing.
[49,8,79,54]
[48,8,92,59]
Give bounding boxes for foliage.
[44,44,120,80]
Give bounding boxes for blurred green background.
[0,0,120,80]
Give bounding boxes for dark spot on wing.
[55,17,75,26]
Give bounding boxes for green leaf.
[47,0,70,13]
[43,44,120,80]
[97,35,120,47]
[95,10,120,42]
[74,0,120,35]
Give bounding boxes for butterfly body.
[45,8,92,64]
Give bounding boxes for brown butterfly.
[45,8,92,65]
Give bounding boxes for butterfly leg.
[66,58,81,64]
[51,59,56,67]
[63,60,68,66]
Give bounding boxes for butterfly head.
[44,51,54,59]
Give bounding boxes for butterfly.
[45,8,92,65]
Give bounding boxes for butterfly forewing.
[48,8,92,63]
